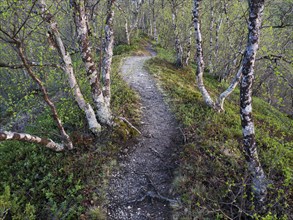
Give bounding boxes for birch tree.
[193,0,267,204]
[102,0,115,108]
[170,0,183,67]
[39,0,102,135]
[0,30,71,151]
[240,0,267,204]
[192,0,243,111]
[16,41,73,150]
[192,0,214,108]
[72,0,113,126]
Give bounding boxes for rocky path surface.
[107,52,180,220]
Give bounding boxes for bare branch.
[12,0,38,38]
[0,61,62,69]
[256,54,292,64]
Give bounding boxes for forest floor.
[107,46,182,219]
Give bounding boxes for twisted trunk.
[240,0,267,204]
[39,0,101,135]
[16,43,73,150]
[0,131,64,152]
[216,66,242,111]
[73,0,112,126]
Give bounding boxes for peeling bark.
[240,0,267,204]
[193,0,214,108]
[72,0,112,126]
[102,0,115,108]
[0,131,64,152]
[16,43,73,150]
[39,0,101,135]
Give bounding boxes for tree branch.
[256,54,292,64]
[0,131,64,152]
[0,61,62,69]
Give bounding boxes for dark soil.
[107,51,181,219]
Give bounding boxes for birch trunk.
[153,19,158,43]
[215,17,223,64]
[152,0,158,43]
[73,0,112,126]
[125,18,131,45]
[39,0,101,135]
[185,28,192,66]
[102,0,115,108]
[240,0,266,204]
[193,0,214,108]
[171,0,183,67]
[216,66,242,111]
[0,131,64,152]
[208,0,214,72]
[16,43,73,150]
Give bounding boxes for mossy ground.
[145,46,293,219]
[0,36,148,219]
[1,36,291,219]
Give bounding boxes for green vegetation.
[0,34,291,219]
[0,43,141,219]
[145,46,293,219]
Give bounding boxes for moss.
[0,41,142,219]
[145,46,293,219]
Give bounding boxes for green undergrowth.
[114,34,152,57]
[145,46,293,219]
[0,42,142,219]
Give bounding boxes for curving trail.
[107,51,180,220]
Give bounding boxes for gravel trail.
[107,52,180,220]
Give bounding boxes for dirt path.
[107,52,181,219]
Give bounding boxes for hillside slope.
[145,46,293,219]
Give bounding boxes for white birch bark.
[125,18,131,45]
[193,0,214,108]
[39,0,101,135]
[73,0,112,126]
[102,0,115,108]
[240,0,267,204]
[0,131,64,152]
